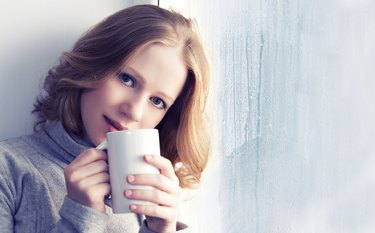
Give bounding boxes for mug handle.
[96,141,108,150]
[96,140,112,206]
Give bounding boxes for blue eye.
[118,73,135,87]
[150,97,166,109]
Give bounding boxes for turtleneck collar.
[33,121,95,165]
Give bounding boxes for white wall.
[0,0,130,140]
[164,0,375,232]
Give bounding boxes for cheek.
[148,111,168,128]
[80,93,94,131]
[80,91,105,145]
[81,92,96,117]
[80,89,105,130]
[81,87,109,112]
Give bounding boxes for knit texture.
[0,122,188,233]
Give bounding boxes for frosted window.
[163,0,375,232]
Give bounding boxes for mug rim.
[106,128,158,136]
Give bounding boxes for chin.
[86,132,104,146]
[95,135,106,145]
[85,124,107,146]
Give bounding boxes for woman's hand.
[64,148,110,213]
[125,155,181,233]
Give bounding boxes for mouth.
[104,116,127,132]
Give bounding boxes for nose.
[120,94,147,123]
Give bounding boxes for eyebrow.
[125,66,175,104]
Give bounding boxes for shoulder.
[0,135,38,174]
[0,136,36,205]
[0,135,50,220]
[0,135,29,152]
[0,134,48,194]
[0,134,33,155]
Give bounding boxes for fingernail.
[145,155,152,160]
[130,204,137,211]
[125,190,132,197]
[127,175,135,183]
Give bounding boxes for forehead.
[124,44,188,101]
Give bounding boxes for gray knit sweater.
[0,122,187,233]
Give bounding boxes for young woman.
[0,4,210,233]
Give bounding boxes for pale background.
[1,0,375,233]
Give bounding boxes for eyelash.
[150,97,167,110]
[117,72,167,110]
[118,72,135,87]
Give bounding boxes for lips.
[104,116,127,131]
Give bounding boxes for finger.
[144,155,178,183]
[127,174,179,195]
[73,160,109,181]
[124,189,178,207]
[71,148,107,168]
[66,159,108,182]
[77,172,110,189]
[86,183,111,198]
[129,204,176,220]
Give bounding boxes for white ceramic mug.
[96,129,160,213]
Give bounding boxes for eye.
[150,97,166,110]
[118,72,135,87]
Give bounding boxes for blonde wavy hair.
[33,4,210,189]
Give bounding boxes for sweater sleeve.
[0,156,15,233]
[139,220,189,233]
[50,196,109,233]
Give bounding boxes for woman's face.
[80,44,187,146]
